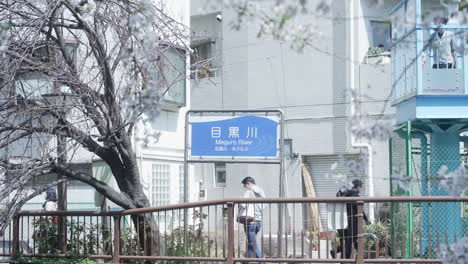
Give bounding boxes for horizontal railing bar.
[392,25,468,46]
[364,259,442,263]
[123,196,467,214]
[15,196,468,216]
[420,25,468,30]
[217,196,468,203]
[119,256,226,261]
[235,258,358,263]
[18,254,112,259]
[17,211,119,216]
[237,258,442,263]
[0,254,445,263]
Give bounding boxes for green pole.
[405,121,413,258]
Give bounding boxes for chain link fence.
[390,122,468,258]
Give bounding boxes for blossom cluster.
[328,152,369,185]
[438,237,468,264]
[349,114,395,142]
[390,168,413,193]
[121,0,165,124]
[437,165,468,197]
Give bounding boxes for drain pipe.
[349,0,375,222]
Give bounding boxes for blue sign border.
[190,115,279,157]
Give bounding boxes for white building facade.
[189,0,398,227]
[8,0,193,212]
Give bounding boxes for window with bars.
[151,164,171,206]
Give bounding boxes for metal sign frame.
[184,110,284,203]
[186,110,283,164]
[183,109,285,252]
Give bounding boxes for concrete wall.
[190,0,395,216]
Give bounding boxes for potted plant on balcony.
[197,63,211,79]
[365,46,391,64]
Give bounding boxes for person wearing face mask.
[423,16,457,69]
[238,177,266,264]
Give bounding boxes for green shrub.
[363,220,390,249]
[32,217,112,256]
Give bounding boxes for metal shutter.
[303,154,367,230]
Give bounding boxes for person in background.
[330,182,353,259]
[343,179,370,259]
[330,180,369,258]
[42,188,57,212]
[240,177,266,264]
[423,16,457,69]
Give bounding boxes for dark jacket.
[344,189,368,234]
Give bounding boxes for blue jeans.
[243,221,265,264]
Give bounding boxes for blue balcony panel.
[391,0,468,126]
[395,95,468,124]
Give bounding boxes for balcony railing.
[2,196,467,263]
[393,26,468,103]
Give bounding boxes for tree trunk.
[107,142,163,256]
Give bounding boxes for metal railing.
[393,26,468,104]
[2,196,467,263]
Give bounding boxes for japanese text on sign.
[191,115,278,157]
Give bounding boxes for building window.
[14,42,78,98]
[192,42,212,63]
[190,41,216,79]
[27,163,91,186]
[161,46,186,106]
[15,72,52,98]
[151,164,170,206]
[370,21,391,50]
[179,165,185,203]
[214,162,226,188]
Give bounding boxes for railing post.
[58,215,67,253]
[113,215,121,264]
[226,202,235,264]
[11,215,19,261]
[356,201,364,264]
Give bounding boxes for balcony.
[391,0,468,124]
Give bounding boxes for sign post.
[184,110,284,252]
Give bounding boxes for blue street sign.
[191,116,278,157]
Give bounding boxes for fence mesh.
[390,122,468,258]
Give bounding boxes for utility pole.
[277,116,285,256]
[57,133,67,252]
[57,91,68,252]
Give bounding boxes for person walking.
[43,188,58,212]
[343,180,370,259]
[330,183,352,259]
[239,177,266,264]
